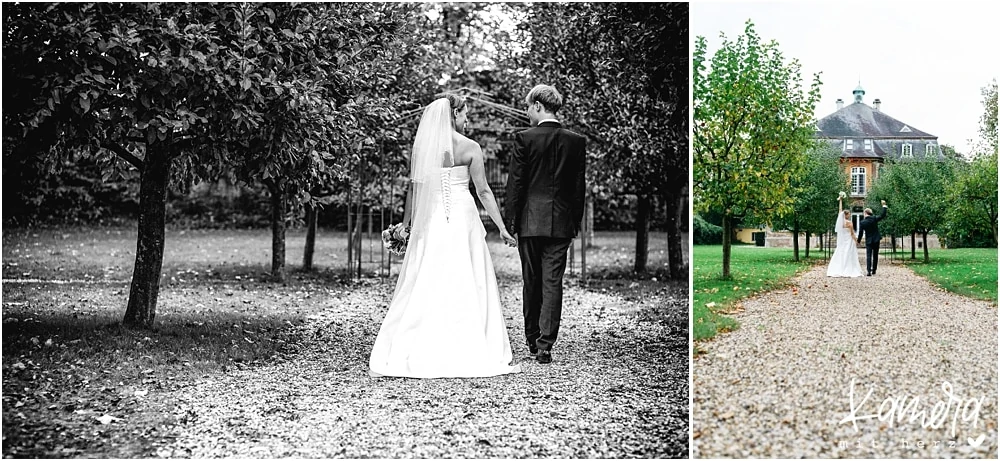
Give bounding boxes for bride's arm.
[838,197,843,214]
[400,181,414,235]
[469,145,512,240]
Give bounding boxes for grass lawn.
[1,226,686,457]
[899,247,998,304]
[1,227,679,282]
[692,245,816,343]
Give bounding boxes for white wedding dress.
[827,211,864,277]
[368,165,522,378]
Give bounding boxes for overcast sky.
[691,1,999,155]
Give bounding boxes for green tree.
[944,152,998,247]
[868,159,956,262]
[693,20,822,279]
[771,143,847,260]
[976,79,998,157]
[943,83,998,247]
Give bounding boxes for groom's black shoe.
[536,350,552,364]
[528,346,538,357]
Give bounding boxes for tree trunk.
[665,192,684,280]
[792,218,800,261]
[910,232,916,260]
[346,186,353,275]
[268,181,287,282]
[585,195,595,248]
[722,213,732,280]
[992,216,998,247]
[123,148,171,329]
[805,232,811,258]
[580,195,588,281]
[352,205,364,278]
[303,203,317,271]
[922,231,930,263]
[634,194,651,273]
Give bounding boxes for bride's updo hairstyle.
[445,93,467,126]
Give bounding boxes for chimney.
[836,98,844,110]
[873,98,881,111]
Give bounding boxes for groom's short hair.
[526,85,563,113]
[864,208,873,216]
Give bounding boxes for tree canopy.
[770,142,847,260]
[693,20,822,278]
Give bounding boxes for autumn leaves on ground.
[1,228,688,458]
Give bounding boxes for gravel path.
[157,280,688,458]
[693,257,998,458]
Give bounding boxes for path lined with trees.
[3,3,689,457]
[1,228,688,457]
[693,262,998,458]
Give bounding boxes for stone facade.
[734,86,947,250]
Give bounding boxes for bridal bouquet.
[838,191,847,200]
[382,223,410,256]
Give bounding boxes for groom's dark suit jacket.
[856,206,888,246]
[504,121,587,238]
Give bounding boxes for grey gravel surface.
[693,259,999,458]
[157,280,689,458]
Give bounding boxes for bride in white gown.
[369,95,522,378]
[827,196,864,278]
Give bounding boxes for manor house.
[734,85,944,250]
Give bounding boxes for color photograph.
[692,2,998,458]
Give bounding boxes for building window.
[926,144,936,157]
[864,139,873,151]
[845,139,854,151]
[901,143,913,158]
[851,166,867,196]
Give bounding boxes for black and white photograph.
[2,2,689,458]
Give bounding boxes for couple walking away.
[826,196,888,278]
[368,85,587,378]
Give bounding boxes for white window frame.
[926,144,936,157]
[901,143,913,158]
[864,139,873,151]
[851,166,867,196]
[851,212,864,231]
[845,139,854,151]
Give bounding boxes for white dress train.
[827,211,864,278]
[369,166,522,378]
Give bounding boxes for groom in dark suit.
[504,85,586,364]
[856,200,888,276]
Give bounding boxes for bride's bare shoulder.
[452,133,482,163]
[452,132,481,150]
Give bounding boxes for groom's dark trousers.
[505,121,586,352]
[518,237,572,352]
[857,205,888,275]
